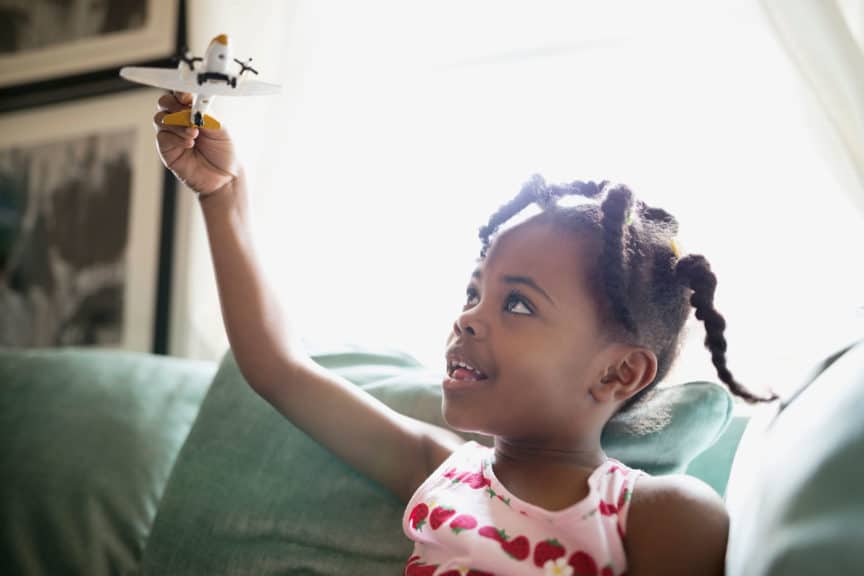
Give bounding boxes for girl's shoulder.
[625,474,728,575]
[628,473,723,509]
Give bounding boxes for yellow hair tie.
[670,238,680,259]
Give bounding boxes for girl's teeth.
[450,360,486,379]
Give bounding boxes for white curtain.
[760,0,864,216]
[171,0,864,398]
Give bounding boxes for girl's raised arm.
[154,93,463,502]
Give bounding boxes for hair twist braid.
[480,176,609,256]
[479,175,545,256]
[675,255,778,403]
[639,203,679,233]
[599,184,637,334]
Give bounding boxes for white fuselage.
[192,38,233,120]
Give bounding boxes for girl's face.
[443,217,616,445]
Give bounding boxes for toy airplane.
[119,34,281,129]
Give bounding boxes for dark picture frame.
[0,88,170,353]
[0,0,184,113]
[0,0,187,354]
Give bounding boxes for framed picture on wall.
[0,0,183,112]
[0,88,168,352]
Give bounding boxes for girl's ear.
[591,347,658,404]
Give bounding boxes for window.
[183,0,864,396]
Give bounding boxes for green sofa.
[1,338,861,575]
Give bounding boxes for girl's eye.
[505,292,533,315]
[463,288,534,316]
[464,287,480,308]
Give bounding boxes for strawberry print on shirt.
[402,441,644,576]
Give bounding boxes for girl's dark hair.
[478,175,778,412]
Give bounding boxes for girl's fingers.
[153,109,186,130]
[157,93,188,113]
[154,92,197,158]
[173,91,193,105]
[154,92,203,135]
[156,121,199,140]
[153,109,168,128]
[157,128,195,153]
[160,127,198,145]
[153,105,200,143]
[197,125,229,140]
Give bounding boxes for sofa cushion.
[0,348,215,576]
[725,338,864,575]
[143,344,732,575]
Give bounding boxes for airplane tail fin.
[162,109,221,129]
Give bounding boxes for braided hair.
[478,175,777,412]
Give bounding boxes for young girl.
[154,92,776,576]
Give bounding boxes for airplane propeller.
[174,45,203,70]
[234,58,259,76]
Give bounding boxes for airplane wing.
[120,67,201,92]
[119,67,281,96]
[228,80,282,96]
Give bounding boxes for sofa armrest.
[725,339,864,575]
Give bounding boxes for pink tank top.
[402,441,644,576]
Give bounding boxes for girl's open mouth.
[447,359,488,381]
[444,358,489,392]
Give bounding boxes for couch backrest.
[0,348,215,576]
[725,338,864,575]
[141,345,733,575]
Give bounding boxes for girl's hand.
[153,92,240,197]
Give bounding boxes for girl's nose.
[453,311,488,340]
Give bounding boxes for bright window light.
[190,0,864,398]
